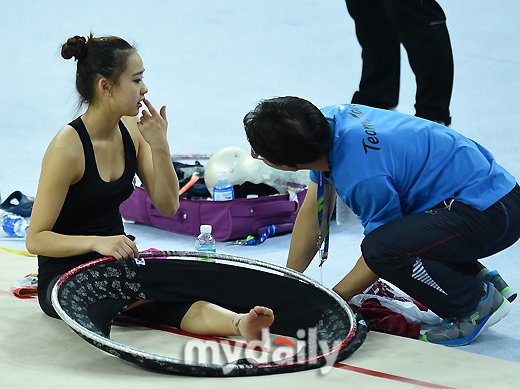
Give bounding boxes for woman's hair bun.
[61,35,88,61]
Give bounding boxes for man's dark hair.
[243,96,332,166]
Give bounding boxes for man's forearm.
[286,223,319,272]
[286,183,320,272]
[332,255,378,301]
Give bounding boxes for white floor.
[3,250,520,389]
[1,0,520,372]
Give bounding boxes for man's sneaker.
[421,282,511,346]
[478,269,517,303]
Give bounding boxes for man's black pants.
[362,185,520,318]
[346,0,454,125]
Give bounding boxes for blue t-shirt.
[310,104,516,235]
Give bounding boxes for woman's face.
[111,52,148,116]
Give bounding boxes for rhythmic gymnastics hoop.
[51,250,367,376]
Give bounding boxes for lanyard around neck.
[317,172,331,267]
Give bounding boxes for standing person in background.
[346,0,454,126]
[26,34,274,343]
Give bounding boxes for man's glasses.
[250,146,264,161]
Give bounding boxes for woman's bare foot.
[233,306,275,342]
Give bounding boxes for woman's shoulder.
[46,124,83,161]
[38,124,85,184]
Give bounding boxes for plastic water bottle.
[0,210,29,238]
[195,224,216,261]
[212,171,234,201]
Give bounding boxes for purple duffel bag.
[120,186,307,242]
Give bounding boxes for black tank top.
[38,117,137,284]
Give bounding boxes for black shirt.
[38,117,137,287]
